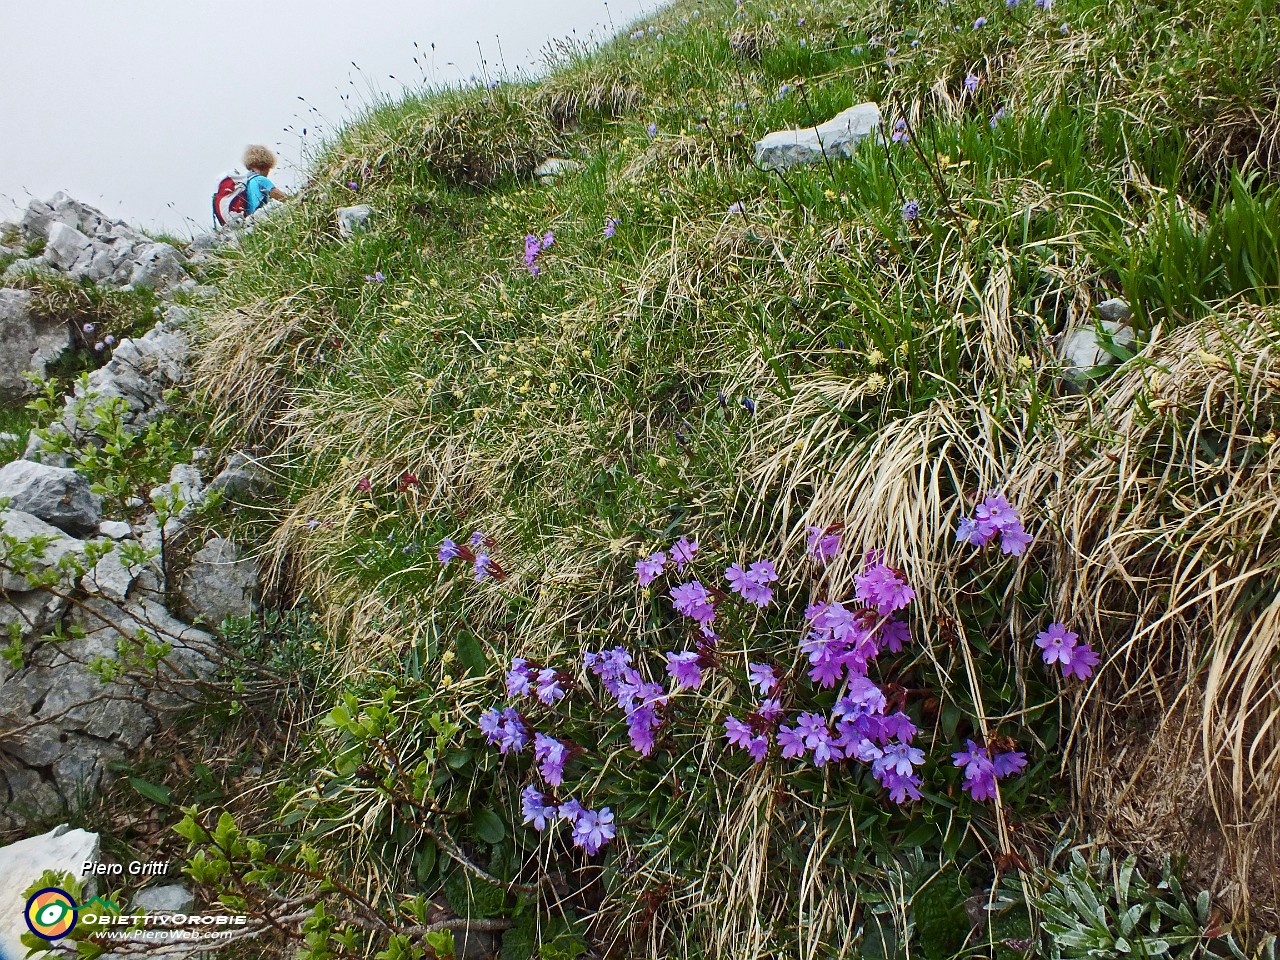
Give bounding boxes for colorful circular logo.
[24,887,78,941]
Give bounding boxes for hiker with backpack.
[212,145,291,227]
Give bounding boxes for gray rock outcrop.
[132,884,195,914]
[179,537,261,628]
[0,460,102,536]
[9,193,189,290]
[335,204,374,237]
[0,288,73,400]
[754,102,882,170]
[1061,298,1138,381]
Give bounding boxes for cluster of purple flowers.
[364,270,385,283]
[438,530,501,581]
[956,494,1032,556]
[604,217,621,239]
[586,646,669,754]
[952,740,1027,800]
[902,200,921,222]
[1035,623,1099,680]
[84,321,118,354]
[506,656,570,704]
[806,524,843,563]
[891,119,910,143]
[725,560,778,607]
[523,231,554,275]
[478,706,529,754]
[634,537,698,584]
[521,787,615,854]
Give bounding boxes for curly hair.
[243,144,277,172]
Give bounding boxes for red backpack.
[211,173,265,226]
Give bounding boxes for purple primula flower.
[728,201,746,216]
[973,16,987,28]
[742,396,756,414]
[666,650,704,689]
[873,742,925,779]
[506,657,535,697]
[482,707,528,754]
[473,552,492,581]
[626,704,662,755]
[82,322,96,333]
[437,538,461,562]
[670,536,698,571]
[365,271,385,283]
[881,771,923,803]
[991,107,1008,127]
[636,551,667,586]
[534,732,570,786]
[478,707,503,742]
[879,618,910,653]
[777,723,807,758]
[535,667,567,705]
[604,217,621,238]
[521,785,558,830]
[671,580,716,624]
[748,662,778,695]
[571,806,616,855]
[468,531,486,547]
[542,230,555,248]
[1060,22,1070,34]
[1000,525,1034,556]
[805,525,843,563]
[952,739,1026,800]
[757,697,784,721]
[1062,642,1100,680]
[746,733,769,762]
[647,122,658,138]
[964,73,980,93]
[891,119,910,143]
[993,750,1028,778]
[956,516,985,546]
[881,711,918,744]
[841,676,888,713]
[558,798,585,822]
[855,562,916,614]
[725,561,776,607]
[1035,623,1079,667]
[902,200,920,221]
[1035,0,1052,8]
[585,647,634,696]
[724,715,754,749]
[347,180,359,190]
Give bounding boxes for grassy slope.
[192,0,1280,954]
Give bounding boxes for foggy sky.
[0,0,657,236]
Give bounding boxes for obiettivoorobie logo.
[23,889,118,942]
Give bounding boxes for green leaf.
[128,777,172,805]
[454,633,488,677]
[474,807,506,844]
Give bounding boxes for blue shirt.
[244,174,275,215]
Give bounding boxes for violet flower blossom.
[805,525,843,563]
[534,732,570,786]
[748,662,778,695]
[636,551,667,586]
[670,536,698,571]
[665,650,704,689]
[521,785,558,830]
[535,667,567,705]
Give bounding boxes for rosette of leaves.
[1035,847,1261,959]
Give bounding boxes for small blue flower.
[964,73,980,93]
[742,397,757,414]
[901,200,920,222]
[974,16,988,27]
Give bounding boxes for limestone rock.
[81,547,142,603]
[0,460,102,536]
[207,451,272,500]
[0,825,100,959]
[179,537,261,628]
[0,288,73,400]
[335,204,374,237]
[533,158,583,180]
[132,884,195,914]
[754,102,881,171]
[0,509,88,591]
[0,588,68,682]
[1060,319,1138,381]
[98,519,132,540]
[1097,297,1133,324]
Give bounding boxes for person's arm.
[268,186,290,201]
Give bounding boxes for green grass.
[181,0,1280,956]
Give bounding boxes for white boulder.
[754,102,882,171]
